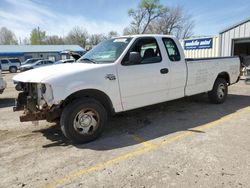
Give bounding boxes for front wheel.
[60,98,107,144]
[208,78,228,104]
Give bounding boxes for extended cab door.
[117,37,171,111]
[162,38,187,100]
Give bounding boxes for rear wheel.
[208,78,228,104]
[9,66,17,73]
[60,98,107,144]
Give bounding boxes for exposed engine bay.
[13,82,61,122]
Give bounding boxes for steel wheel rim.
[217,83,226,99]
[73,108,100,135]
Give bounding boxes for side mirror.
[129,52,142,65]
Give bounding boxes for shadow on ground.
[36,94,250,150]
[0,98,15,108]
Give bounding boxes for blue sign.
[184,38,213,50]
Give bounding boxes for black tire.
[9,66,17,73]
[208,78,228,104]
[60,98,107,144]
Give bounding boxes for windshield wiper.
[80,58,97,64]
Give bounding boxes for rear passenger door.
[0,59,9,71]
[117,37,171,111]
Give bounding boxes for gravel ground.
[0,72,250,188]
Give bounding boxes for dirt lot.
[0,72,250,188]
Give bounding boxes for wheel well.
[63,89,115,116]
[217,72,230,84]
[9,66,17,69]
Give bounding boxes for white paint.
[13,35,241,113]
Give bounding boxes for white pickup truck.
[13,35,240,143]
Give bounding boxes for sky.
[0,0,249,41]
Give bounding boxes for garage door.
[233,38,250,56]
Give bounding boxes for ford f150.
[13,35,240,143]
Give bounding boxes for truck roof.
[115,34,175,39]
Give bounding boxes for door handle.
[160,68,169,74]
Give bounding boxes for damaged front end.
[13,82,62,123]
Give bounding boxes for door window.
[1,60,8,64]
[46,61,53,64]
[162,38,181,61]
[9,59,21,64]
[122,37,162,65]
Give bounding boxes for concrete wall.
[180,36,220,58]
[220,20,250,56]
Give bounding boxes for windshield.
[77,37,132,64]
[23,59,40,65]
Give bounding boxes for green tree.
[124,0,167,34]
[30,27,46,45]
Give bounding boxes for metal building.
[220,18,250,57]
[180,36,220,58]
[0,45,85,62]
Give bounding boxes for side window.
[162,38,181,61]
[9,59,21,64]
[46,61,53,64]
[122,37,162,65]
[1,60,8,64]
[47,55,56,62]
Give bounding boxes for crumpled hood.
[13,63,102,83]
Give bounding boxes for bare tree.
[124,0,167,34]
[21,37,30,45]
[44,35,64,45]
[108,31,118,38]
[89,34,106,46]
[176,17,194,39]
[66,26,89,48]
[0,27,18,45]
[147,6,194,39]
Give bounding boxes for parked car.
[13,35,240,143]
[19,60,54,72]
[60,51,82,60]
[55,59,75,64]
[0,69,7,94]
[0,58,21,73]
[21,58,43,65]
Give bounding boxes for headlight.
[37,83,54,107]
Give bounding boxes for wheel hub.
[217,84,225,99]
[79,115,92,127]
[73,109,99,135]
